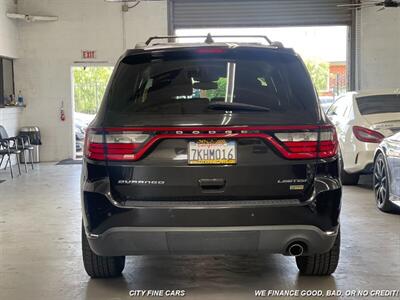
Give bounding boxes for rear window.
[106,48,317,115]
[357,95,400,115]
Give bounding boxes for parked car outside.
[373,132,400,213]
[75,124,84,152]
[81,36,342,278]
[74,112,95,153]
[75,112,95,127]
[326,90,400,185]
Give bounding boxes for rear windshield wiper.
[207,101,270,112]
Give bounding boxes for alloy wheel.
[374,156,388,208]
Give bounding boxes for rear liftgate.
[85,125,338,203]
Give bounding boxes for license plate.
[188,140,237,165]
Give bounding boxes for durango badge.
[117,179,165,185]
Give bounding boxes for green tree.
[304,60,329,93]
[73,67,113,114]
[205,78,227,99]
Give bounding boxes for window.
[356,95,400,115]
[326,104,336,116]
[327,96,349,117]
[107,49,318,121]
[0,57,15,108]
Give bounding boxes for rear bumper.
[345,150,375,174]
[81,153,342,256]
[86,225,338,256]
[81,175,341,256]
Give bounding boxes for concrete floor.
[0,163,399,300]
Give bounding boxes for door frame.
[70,63,114,160]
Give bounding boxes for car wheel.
[373,153,397,213]
[340,154,359,185]
[295,230,340,276]
[81,223,125,278]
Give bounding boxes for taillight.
[353,126,384,143]
[84,129,150,161]
[274,126,338,159]
[84,125,339,162]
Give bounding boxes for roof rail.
[145,33,279,47]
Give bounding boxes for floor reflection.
[84,254,338,300]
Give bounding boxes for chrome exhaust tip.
[288,243,304,256]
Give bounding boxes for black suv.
[81,35,341,278]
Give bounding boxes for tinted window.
[106,49,317,116]
[357,95,400,115]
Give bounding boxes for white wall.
[1,0,20,164]
[0,107,22,137]
[0,0,19,58]
[14,0,168,161]
[358,8,400,90]
[0,107,23,167]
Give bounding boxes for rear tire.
[373,153,398,213]
[295,231,340,276]
[82,224,125,278]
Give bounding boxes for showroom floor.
[0,164,399,300]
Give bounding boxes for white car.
[319,96,335,112]
[326,90,400,185]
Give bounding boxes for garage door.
[169,0,353,30]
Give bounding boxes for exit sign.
[82,50,96,59]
